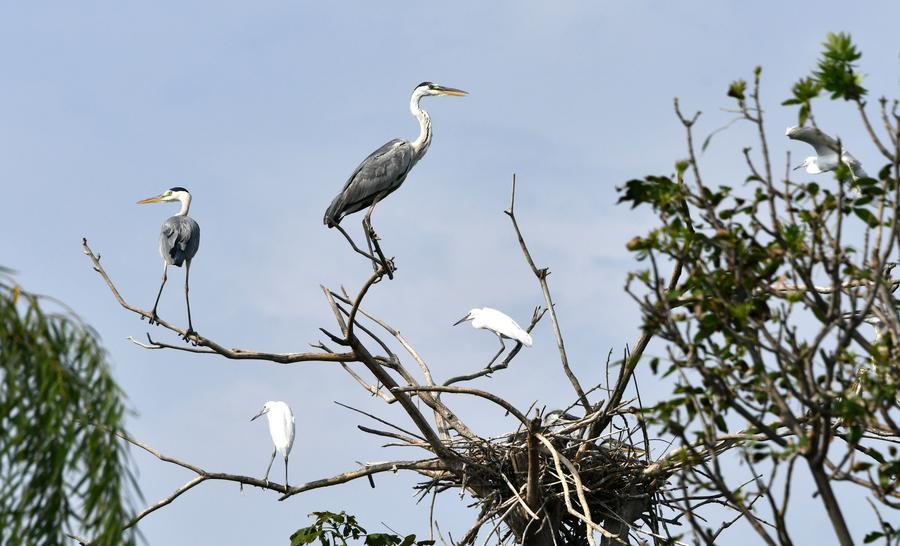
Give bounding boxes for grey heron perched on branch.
[786,125,868,179]
[454,307,533,367]
[251,401,295,487]
[324,82,467,276]
[137,187,200,340]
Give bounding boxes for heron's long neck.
[410,94,432,159]
[176,194,191,216]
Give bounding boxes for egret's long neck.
[176,194,191,216]
[410,91,432,159]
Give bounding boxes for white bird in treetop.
[251,401,295,487]
[454,307,533,367]
[786,125,868,180]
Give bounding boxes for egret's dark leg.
[333,222,379,262]
[149,262,168,325]
[263,449,276,485]
[486,336,506,368]
[362,192,394,279]
[181,259,195,343]
[284,455,289,487]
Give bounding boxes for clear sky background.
[2,2,899,544]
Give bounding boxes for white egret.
[251,401,295,487]
[324,82,467,272]
[137,187,200,340]
[454,307,533,367]
[786,125,867,179]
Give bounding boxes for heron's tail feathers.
[323,196,344,227]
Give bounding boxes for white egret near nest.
[454,307,533,367]
[251,401,295,487]
[786,125,868,179]
[324,82,467,274]
[137,187,200,340]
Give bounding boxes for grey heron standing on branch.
[324,82,467,276]
[786,125,868,179]
[137,187,200,341]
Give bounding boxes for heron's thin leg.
[332,223,379,262]
[362,192,394,279]
[284,455,289,487]
[485,336,506,368]
[264,449,276,484]
[150,262,168,325]
[181,259,195,342]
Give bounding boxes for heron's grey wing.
[788,127,840,156]
[324,139,414,224]
[159,216,200,266]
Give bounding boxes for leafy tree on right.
[620,32,900,545]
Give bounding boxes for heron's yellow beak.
[137,196,164,205]
[437,86,468,97]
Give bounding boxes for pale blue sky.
[2,2,899,544]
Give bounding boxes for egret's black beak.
[453,314,470,326]
[792,163,804,171]
[250,408,266,422]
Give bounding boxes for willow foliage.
[0,270,137,546]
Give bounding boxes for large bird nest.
[396,402,675,546]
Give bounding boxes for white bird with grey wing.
[786,125,868,180]
[324,82,467,275]
[251,401,295,487]
[137,187,200,341]
[454,307,533,367]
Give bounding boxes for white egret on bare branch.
[786,125,868,179]
[137,187,200,340]
[454,307,533,367]
[251,401,295,487]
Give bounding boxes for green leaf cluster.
[783,31,867,125]
[291,511,434,546]
[815,32,866,101]
[0,273,137,546]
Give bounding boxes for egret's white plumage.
[251,401,295,486]
[786,125,868,179]
[454,307,533,367]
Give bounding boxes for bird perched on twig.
[324,82,467,277]
[137,187,200,341]
[786,125,868,180]
[251,401,295,487]
[454,307,533,367]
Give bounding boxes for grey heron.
[324,82,467,275]
[137,187,200,340]
[251,401,295,487]
[454,307,533,367]
[786,125,868,179]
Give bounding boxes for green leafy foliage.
[620,34,900,544]
[727,79,746,102]
[814,32,866,101]
[782,77,822,126]
[0,273,136,546]
[290,512,434,546]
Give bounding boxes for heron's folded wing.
[160,217,200,264]
[339,139,414,207]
